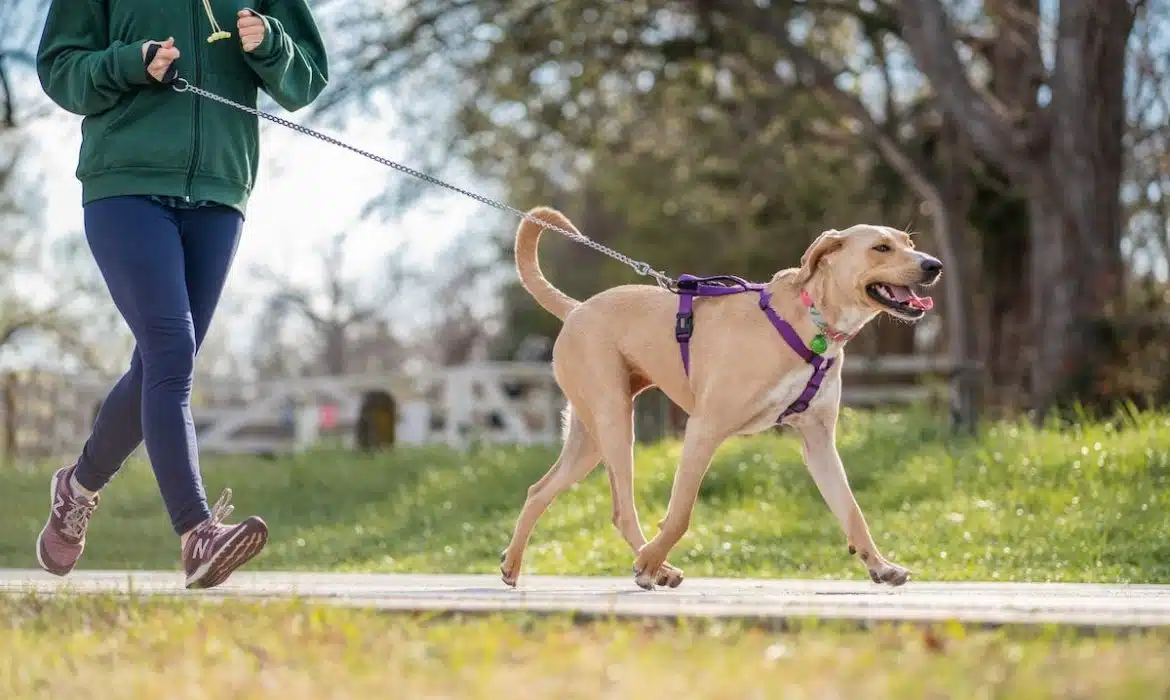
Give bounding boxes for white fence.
[0,355,962,461]
[192,362,563,454]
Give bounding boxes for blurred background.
[0,0,1166,461]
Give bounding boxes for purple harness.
[673,274,834,421]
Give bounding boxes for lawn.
[2,595,1169,699]
[1,407,1168,583]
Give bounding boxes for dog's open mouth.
[866,283,934,319]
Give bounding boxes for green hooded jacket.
[36,0,330,214]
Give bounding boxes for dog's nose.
[920,258,943,276]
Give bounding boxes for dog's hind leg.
[500,408,600,587]
[591,384,685,589]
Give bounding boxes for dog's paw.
[632,551,681,591]
[633,564,656,591]
[655,562,685,588]
[500,549,521,588]
[868,561,911,587]
[633,563,684,590]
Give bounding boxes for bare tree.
[0,0,120,372]
[0,0,52,127]
[412,231,504,367]
[251,232,414,376]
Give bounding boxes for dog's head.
[796,225,942,322]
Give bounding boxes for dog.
[499,207,942,590]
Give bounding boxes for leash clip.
[171,78,190,93]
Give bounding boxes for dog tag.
[810,334,828,354]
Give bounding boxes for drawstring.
[200,0,232,42]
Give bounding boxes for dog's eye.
[873,244,892,253]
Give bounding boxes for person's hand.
[237,10,266,53]
[141,38,180,82]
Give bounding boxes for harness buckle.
[675,312,694,341]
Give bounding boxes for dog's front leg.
[797,414,911,586]
[632,419,724,590]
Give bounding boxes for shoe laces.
[61,499,96,540]
[209,488,235,527]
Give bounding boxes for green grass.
[2,407,1168,582]
[2,595,1169,699]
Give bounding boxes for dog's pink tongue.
[889,285,934,311]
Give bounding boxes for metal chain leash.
[171,78,677,290]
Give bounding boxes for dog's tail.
[514,207,582,321]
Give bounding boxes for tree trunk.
[1027,0,1132,414]
[324,323,347,376]
[978,213,1032,411]
[935,118,980,428]
[977,0,1037,411]
[898,0,1136,414]
[1026,190,1080,410]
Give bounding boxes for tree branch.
[273,291,328,329]
[0,319,34,347]
[791,0,902,35]
[895,0,1025,176]
[867,24,899,128]
[0,55,15,128]
[714,1,941,206]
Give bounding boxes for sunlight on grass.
[2,408,1168,583]
[1,595,1168,700]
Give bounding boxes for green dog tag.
[810,334,828,354]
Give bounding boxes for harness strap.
[676,290,695,375]
[674,275,834,420]
[759,289,835,418]
[675,274,754,376]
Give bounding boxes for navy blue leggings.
[73,196,242,536]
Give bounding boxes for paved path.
[2,569,1169,627]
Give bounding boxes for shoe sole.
[185,518,269,590]
[35,469,77,577]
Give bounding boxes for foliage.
[317,0,917,361]
[319,0,1169,417]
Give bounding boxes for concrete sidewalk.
[2,569,1169,627]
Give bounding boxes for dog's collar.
[799,290,854,352]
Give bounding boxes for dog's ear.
[796,229,845,285]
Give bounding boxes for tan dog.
[499,207,942,590]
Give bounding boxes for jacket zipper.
[184,1,203,202]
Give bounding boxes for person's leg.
[72,204,247,496]
[74,204,241,494]
[177,204,243,370]
[88,196,214,531]
[39,196,266,587]
[72,350,144,495]
[73,263,238,496]
[37,196,206,574]
[35,348,145,575]
[173,204,268,589]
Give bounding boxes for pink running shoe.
[36,465,99,576]
[181,488,268,589]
